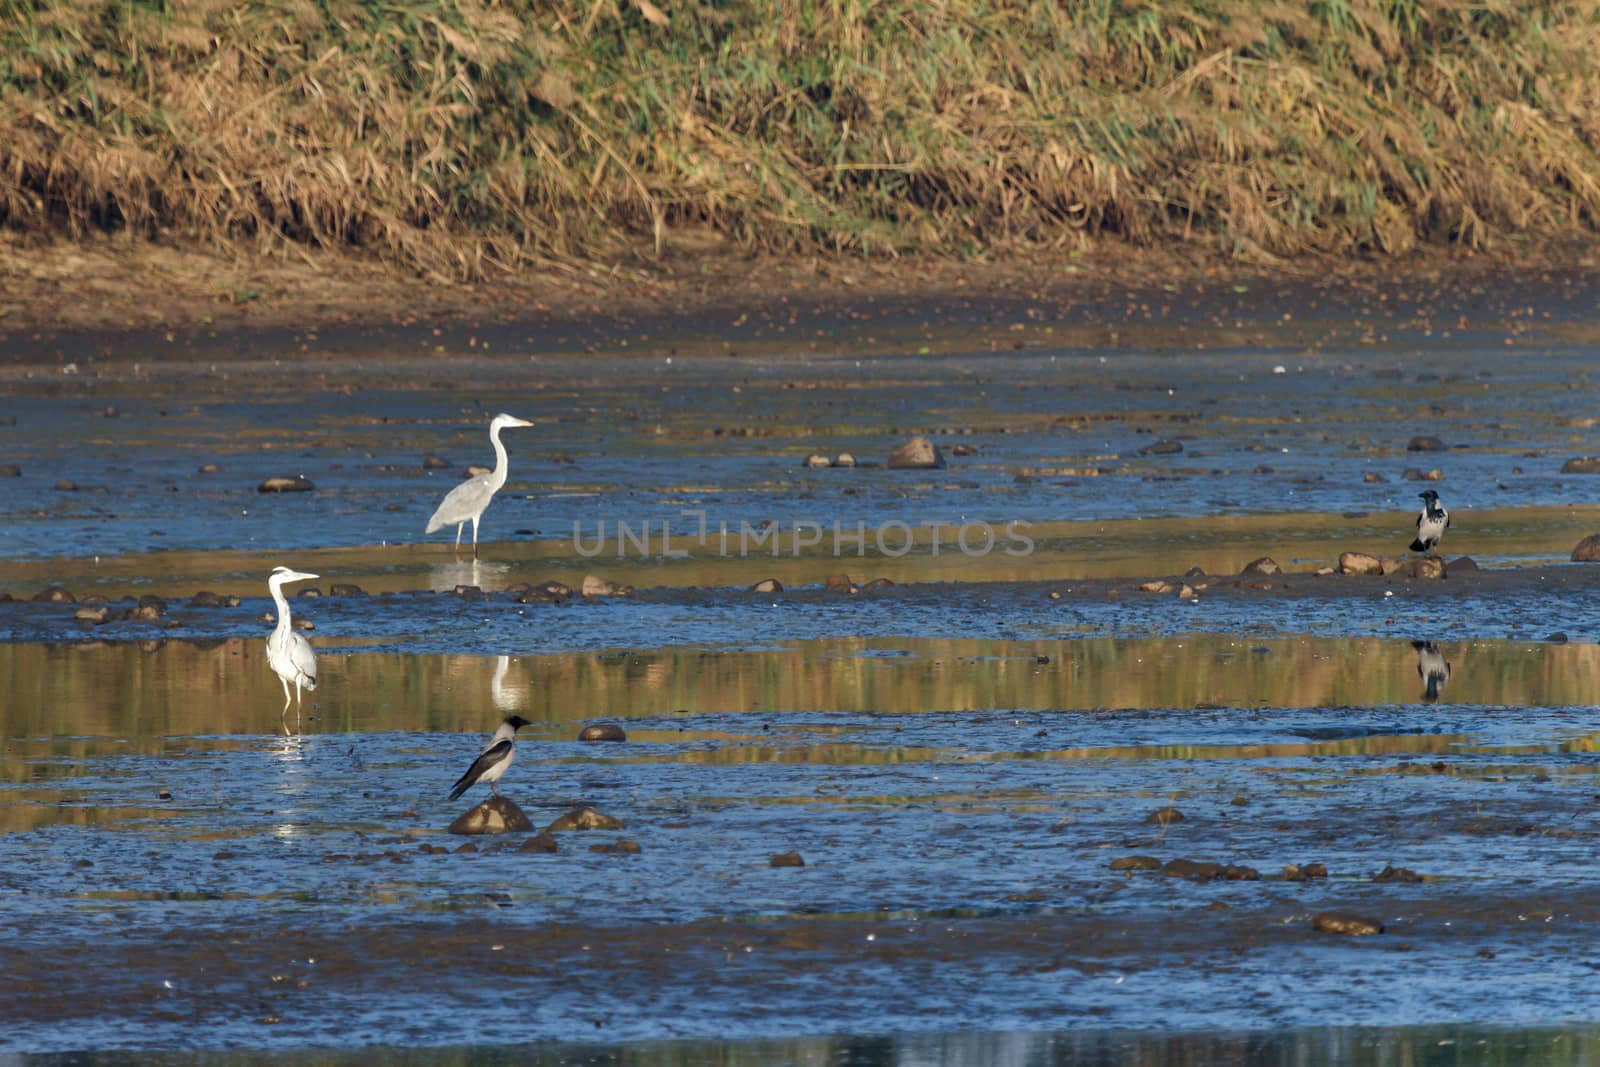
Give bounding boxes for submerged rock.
[1109,855,1162,872]
[33,586,75,603]
[190,590,240,607]
[1140,439,1184,455]
[518,580,574,603]
[589,839,642,855]
[546,806,625,832]
[887,435,945,469]
[1373,864,1425,883]
[1161,858,1257,882]
[770,851,806,868]
[448,796,534,836]
[518,832,560,853]
[0,464,20,477]
[1146,806,1185,826]
[1241,557,1280,576]
[1283,862,1329,882]
[1314,913,1384,936]
[1407,435,1446,452]
[749,578,783,593]
[581,575,632,598]
[824,573,857,593]
[258,475,315,493]
[423,454,451,470]
[329,583,366,596]
[578,723,627,743]
[1561,457,1600,474]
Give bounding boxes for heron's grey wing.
[291,633,318,689]
[427,475,494,532]
[449,738,513,799]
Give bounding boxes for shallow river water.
[4,285,1600,1062]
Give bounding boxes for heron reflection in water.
[1412,640,1451,702]
[426,413,534,559]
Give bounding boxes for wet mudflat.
[5,297,1600,1061]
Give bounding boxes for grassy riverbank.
[3,0,1599,286]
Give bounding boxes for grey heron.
[449,714,532,800]
[265,566,318,732]
[425,413,534,558]
[1409,489,1449,555]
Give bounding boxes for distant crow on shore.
[1409,489,1449,555]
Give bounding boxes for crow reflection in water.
[1412,640,1451,702]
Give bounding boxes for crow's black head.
[506,715,532,730]
[1418,490,1439,502]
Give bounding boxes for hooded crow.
[1409,490,1449,554]
[449,715,532,800]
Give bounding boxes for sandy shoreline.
[3,237,1598,368]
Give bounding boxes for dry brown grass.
[2,0,1598,281]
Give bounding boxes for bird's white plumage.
[266,566,319,721]
[1410,492,1449,553]
[425,414,533,554]
[449,715,530,800]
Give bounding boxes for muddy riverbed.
[4,281,1600,1061]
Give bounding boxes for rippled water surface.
[5,307,1600,1059]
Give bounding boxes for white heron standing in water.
[426,413,534,559]
[265,566,319,731]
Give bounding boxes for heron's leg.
[280,676,292,712]
[454,523,464,551]
[471,516,480,560]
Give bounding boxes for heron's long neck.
[488,424,511,490]
[269,580,292,639]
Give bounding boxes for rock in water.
[258,476,315,493]
[887,435,945,469]
[581,575,631,597]
[1407,435,1446,452]
[448,795,534,835]
[1241,557,1281,576]
[770,851,806,868]
[749,578,783,593]
[1313,912,1385,936]
[1337,551,1383,575]
[1573,535,1600,562]
[545,806,626,832]
[1408,557,1447,580]
[1561,457,1600,474]
[578,724,627,743]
